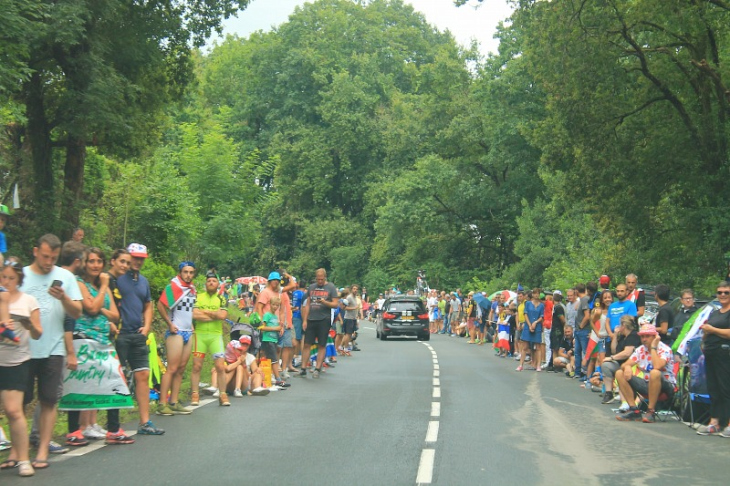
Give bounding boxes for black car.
[376,296,430,341]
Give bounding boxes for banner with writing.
[59,339,134,411]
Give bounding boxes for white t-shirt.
[21,266,82,359]
[0,292,40,366]
[376,298,385,310]
[427,297,438,310]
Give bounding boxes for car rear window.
[388,301,425,313]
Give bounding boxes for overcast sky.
[210,0,514,56]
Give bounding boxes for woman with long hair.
[66,248,134,445]
[0,258,43,476]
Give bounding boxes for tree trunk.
[61,139,86,238]
[25,72,56,233]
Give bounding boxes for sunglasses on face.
[717,291,730,296]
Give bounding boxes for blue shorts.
[166,329,193,345]
[597,338,606,353]
[278,328,293,348]
[292,317,303,341]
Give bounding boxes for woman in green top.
[66,248,134,445]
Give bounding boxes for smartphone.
[51,280,63,288]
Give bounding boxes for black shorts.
[550,328,564,351]
[0,361,30,392]
[628,376,675,400]
[304,319,330,346]
[343,318,357,335]
[259,342,278,361]
[115,333,150,372]
[24,356,64,405]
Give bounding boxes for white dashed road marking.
[416,449,435,484]
[418,341,439,484]
[425,421,439,443]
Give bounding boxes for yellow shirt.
[518,302,526,325]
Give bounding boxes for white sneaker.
[514,353,521,361]
[204,386,218,395]
[82,425,105,440]
[281,371,291,380]
[212,388,220,398]
[92,423,107,435]
[251,387,270,396]
[618,402,630,412]
[233,388,243,397]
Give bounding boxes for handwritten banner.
[59,339,134,411]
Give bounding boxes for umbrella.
[236,276,267,285]
[487,290,517,305]
[472,293,492,312]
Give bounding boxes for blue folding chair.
[687,338,711,426]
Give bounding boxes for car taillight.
[418,313,429,320]
[382,312,396,319]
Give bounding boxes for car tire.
[380,332,387,341]
[419,333,430,341]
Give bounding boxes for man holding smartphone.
[20,234,82,469]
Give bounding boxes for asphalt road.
[3,321,728,485]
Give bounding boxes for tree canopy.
[2,0,729,295]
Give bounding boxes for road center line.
[416,449,435,484]
[432,378,440,386]
[431,401,441,417]
[432,387,440,398]
[425,421,439,442]
[433,370,439,377]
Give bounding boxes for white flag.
[12,183,19,209]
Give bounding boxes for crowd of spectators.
[0,224,365,477]
[420,275,730,435]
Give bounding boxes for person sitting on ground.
[223,335,268,396]
[600,315,641,405]
[615,324,676,423]
[554,326,574,374]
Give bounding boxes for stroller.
[227,318,261,356]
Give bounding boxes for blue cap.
[268,271,281,281]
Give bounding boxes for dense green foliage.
[2,0,729,295]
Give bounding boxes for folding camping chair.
[636,370,681,422]
[686,337,712,427]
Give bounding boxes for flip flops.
[31,460,50,470]
[0,459,18,470]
